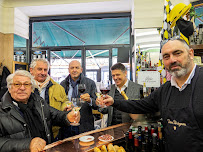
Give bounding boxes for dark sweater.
[112,66,203,152]
[111,89,127,125]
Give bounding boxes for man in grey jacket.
[0,70,79,152]
[60,60,97,137]
[97,62,145,126]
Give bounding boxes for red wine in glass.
[100,89,110,95]
[78,88,85,93]
[78,84,86,94]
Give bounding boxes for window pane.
[32,17,130,47]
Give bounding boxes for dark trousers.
[59,126,79,139]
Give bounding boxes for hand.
[30,137,46,152]
[95,97,101,106]
[96,96,106,108]
[80,93,91,103]
[67,110,80,123]
[64,105,72,112]
[102,95,114,106]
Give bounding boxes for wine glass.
[98,80,111,107]
[70,98,82,126]
[100,80,111,97]
[65,100,74,111]
[78,84,86,103]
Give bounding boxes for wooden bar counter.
[43,123,131,152]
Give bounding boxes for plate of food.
[79,135,94,142]
[98,134,114,142]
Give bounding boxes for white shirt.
[116,79,129,93]
[170,64,196,91]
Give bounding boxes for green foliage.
[190,6,203,19]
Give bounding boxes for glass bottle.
[125,132,130,152]
[143,82,147,97]
[152,133,158,152]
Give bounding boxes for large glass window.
[50,50,82,83]
[14,34,27,62]
[30,13,132,82]
[32,17,130,47]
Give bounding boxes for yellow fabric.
[48,78,68,138]
[169,3,192,28]
[180,32,189,45]
[164,30,169,39]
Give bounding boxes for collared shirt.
[40,87,46,100]
[116,79,129,93]
[171,64,196,91]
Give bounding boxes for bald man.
[60,60,98,138]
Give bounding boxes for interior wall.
[134,0,163,28]
[3,0,115,7]
[0,3,4,33]
[133,0,191,29]
[14,8,29,39]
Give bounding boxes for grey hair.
[7,70,35,89]
[30,58,50,70]
[161,39,190,52]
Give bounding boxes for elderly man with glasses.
[0,70,79,152]
[101,38,203,152]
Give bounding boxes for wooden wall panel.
[0,32,14,73]
[4,34,14,73]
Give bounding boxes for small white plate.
[79,135,94,142]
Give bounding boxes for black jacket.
[0,91,69,152]
[60,73,97,133]
[0,66,10,99]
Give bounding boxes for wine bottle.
[152,133,158,152]
[137,126,142,149]
[140,88,144,99]
[143,82,147,97]
[134,134,141,152]
[125,132,130,152]
[158,127,164,152]
[128,129,134,151]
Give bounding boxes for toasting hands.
[96,95,114,107]
[67,110,80,124]
[80,93,91,103]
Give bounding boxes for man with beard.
[100,38,203,152]
[60,60,97,138]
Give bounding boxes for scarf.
[35,75,50,94]
[69,74,81,98]
[12,95,47,141]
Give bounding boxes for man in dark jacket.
[102,38,203,152]
[0,70,79,152]
[60,60,97,138]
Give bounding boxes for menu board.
[137,71,160,87]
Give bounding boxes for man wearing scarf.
[30,58,68,140]
[0,70,79,152]
[60,60,98,138]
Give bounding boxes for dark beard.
[168,56,191,78]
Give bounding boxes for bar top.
[44,123,131,152]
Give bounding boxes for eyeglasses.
[11,83,32,88]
